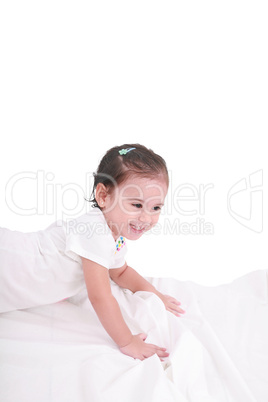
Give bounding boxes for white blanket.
[1,270,267,402]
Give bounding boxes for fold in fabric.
[0,270,267,402]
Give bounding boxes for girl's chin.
[113,224,150,240]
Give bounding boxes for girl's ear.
[95,183,108,208]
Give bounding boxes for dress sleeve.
[64,210,116,269]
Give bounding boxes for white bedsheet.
[0,270,267,402]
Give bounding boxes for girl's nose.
[138,210,152,224]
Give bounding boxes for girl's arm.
[109,264,185,317]
[81,258,169,360]
[109,263,160,294]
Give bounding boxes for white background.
[0,1,267,285]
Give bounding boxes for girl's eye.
[132,203,142,209]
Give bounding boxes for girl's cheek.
[118,202,131,214]
[153,214,161,224]
[124,205,140,216]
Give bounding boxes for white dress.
[0,209,127,313]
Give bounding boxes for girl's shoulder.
[63,209,125,268]
[64,208,108,237]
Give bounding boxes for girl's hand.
[158,293,185,317]
[119,333,169,361]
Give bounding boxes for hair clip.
[118,147,136,155]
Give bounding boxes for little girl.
[0,144,184,360]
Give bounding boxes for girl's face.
[99,175,168,240]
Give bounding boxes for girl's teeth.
[131,225,143,231]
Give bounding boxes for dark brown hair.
[90,143,169,208]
